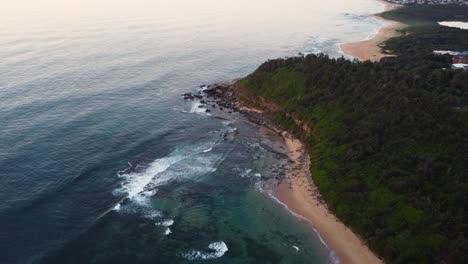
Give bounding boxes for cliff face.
[235,7,468,260]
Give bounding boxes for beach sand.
[274,132,383,264]
[233,90,383,264]
[340,0,403,62]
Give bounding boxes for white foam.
[112,154,180,220]
[165,228,172,235]
[112,142,225,221]
[293,246,300,251]
[182,241,228,260]
[202,147,213,153]
[115,201,162,220]
[115,154,184,200]
[141,189,158,197]
[144,210,162,219]
[112,203,121,211]
[189,100,210,115]
[254,173,262,178]
[240,168,252,178]
[115,141,222,201]
[155,219,174,227]
[259,186,340,264]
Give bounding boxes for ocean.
[0,0,384,263]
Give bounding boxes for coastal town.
[385,0,468,4]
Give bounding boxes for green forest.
[237,4,468,263]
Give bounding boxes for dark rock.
[182,93,194,100]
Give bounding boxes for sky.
[0,0,384,32]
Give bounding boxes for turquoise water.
[0,0,384,263]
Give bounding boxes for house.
[451,63,468,71]
[385,0,468,5]
[452,55,468,64]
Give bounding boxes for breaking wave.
[301,36,341,58]
[111,137,228,223]
[202,147,213,153]
[155,219,174,227]
[114,140,220,198]
[189,100,209,115]
[116,154,185,200]
[182,241,228,260]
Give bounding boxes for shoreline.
[339,0,403,62]
[195,84,383,264]
[274,132,383,264]
[242,99,383,263]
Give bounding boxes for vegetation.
[238,4,468,263]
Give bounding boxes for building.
[385,0,468,5]
[452,55,468,64]
[451,63,468,71]
[433,51,468,71]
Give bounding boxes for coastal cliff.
[234,4,468,264]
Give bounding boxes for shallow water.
[0,0,384,263]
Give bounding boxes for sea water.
[0,0,384,263]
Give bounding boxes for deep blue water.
[0,0,384,263]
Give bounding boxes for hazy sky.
[1,0,383,30]
[2,0,194,19]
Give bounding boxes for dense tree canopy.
[238,4,468,263]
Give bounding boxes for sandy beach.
[340,0,403,62]
[207,80,384,263]
[274,132,383,264]
[214,83,384,264]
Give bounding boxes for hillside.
[237,4,468,263]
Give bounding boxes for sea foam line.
[257,183,339,264]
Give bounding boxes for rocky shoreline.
[182,83,329,197]
[181,83,318,185]
[182,84,281,133]
[182,83,291,183]
[182,83,383,264]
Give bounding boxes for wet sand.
[274,132,383,264]
[204,83,383,264]
[340,0,403,62]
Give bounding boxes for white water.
[1,0,392,263]
[182,241,228,260]
[117,154,184,199]
[189,100,210,115]
[155,219,174,227]
[255,182,340,264]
